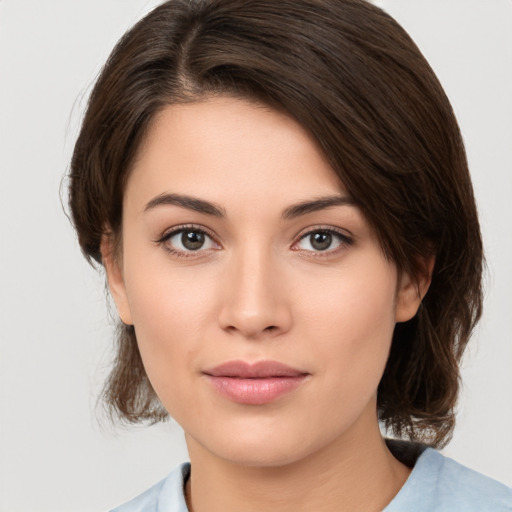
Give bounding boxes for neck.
[185,410,411,512]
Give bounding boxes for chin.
[217,440,312,468]
[187,417,339,469]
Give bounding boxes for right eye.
[158,226,219,257]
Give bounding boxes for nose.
[217,246,293,340]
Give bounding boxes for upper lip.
[203,360,308,378]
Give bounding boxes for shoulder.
[109,462,190,512]
[387,448,512,512]
[431,450,512,510]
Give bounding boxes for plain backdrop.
[1,1,511,510]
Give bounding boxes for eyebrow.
[282,195,357,220]
[143,192,356,219]
[144,193,226,217]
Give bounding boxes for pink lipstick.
[203,360,308,405]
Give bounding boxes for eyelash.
[155,224,353,259]
[292,227,353,257]
[155,224,220,259]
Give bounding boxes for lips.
[203,360,309,405]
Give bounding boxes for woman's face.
[105,96,421,467]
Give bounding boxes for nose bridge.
[218,238,291,338]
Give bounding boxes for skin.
[103,96,431,512]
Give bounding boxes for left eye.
[296,230,348,252]
[164,229,217,252]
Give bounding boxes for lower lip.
[205,375,307,405]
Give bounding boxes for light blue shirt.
[111,448,512,511]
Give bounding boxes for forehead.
[126,96,345,214]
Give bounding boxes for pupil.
[311,232,331,251]
[182,231,205,250]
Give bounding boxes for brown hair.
[69,0,483,447]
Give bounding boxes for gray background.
[1,1,511,510]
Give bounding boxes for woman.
[69,0,512,510]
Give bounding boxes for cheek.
[121,251,219,393]
[122,223,217,330]
[297,259,397,389]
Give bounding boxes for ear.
[395,256,435,323]
[100,233,133,325]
